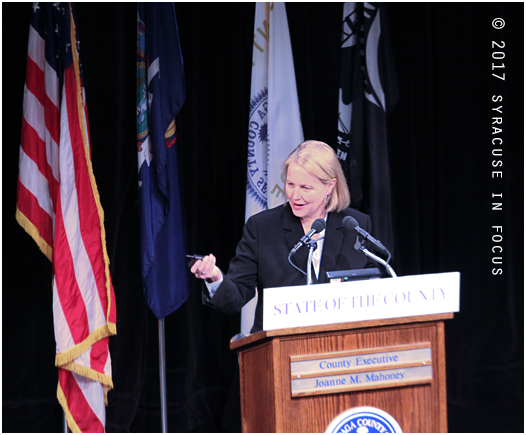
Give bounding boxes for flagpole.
[159,318,168,433]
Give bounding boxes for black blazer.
[202,203,374,332]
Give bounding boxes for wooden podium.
[230,313,452,433]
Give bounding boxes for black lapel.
[283,204,310,276]
[319,211,345,283]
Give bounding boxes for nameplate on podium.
[290,343,433,397]
[263,272,460,331]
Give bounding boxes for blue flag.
[137,3,188,319]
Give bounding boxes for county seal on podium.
[325,406,403,433]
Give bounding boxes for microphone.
[342,216,389,254]
[343,215,397,278]
[289,218,326,256]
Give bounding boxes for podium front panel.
[239,340,277,433]
[237,318,447,433]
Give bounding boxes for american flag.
[16,3,116,432]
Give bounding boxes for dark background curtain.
[3,2,523,433]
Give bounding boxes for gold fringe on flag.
[69,3,116,335]
[15,207,53,261]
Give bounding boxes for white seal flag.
[246,2,304,217]
[243,2,304,333]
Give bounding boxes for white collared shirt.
[311,227,326,280]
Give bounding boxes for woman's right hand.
[190,254,221,283]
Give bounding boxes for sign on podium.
[263,271,460,331]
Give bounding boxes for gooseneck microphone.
[343,215,397,278]
[342,216,389,255]
[289,218,326,256]
[288,217,326,284]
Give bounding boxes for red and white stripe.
[17,9,116,433]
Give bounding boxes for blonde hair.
[283,140,350,212]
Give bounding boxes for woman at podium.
[191,140,373,333]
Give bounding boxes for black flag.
[335,3,398,254]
